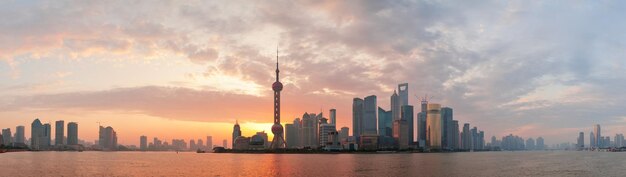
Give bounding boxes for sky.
[1,0,626,146]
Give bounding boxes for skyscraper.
[15,126,25,144]
[55,120,65,146]
[31,119,44,150]
[99,126,117,151]
[232,121,241,148]
[393,119,409,150]
[589,132,595,149]
[398,83,409,105]
[378,107,392,137]
[417,97,428,147]
[526,138,535,150]
[352,98,364,141]
[461,123,471,150]
[319,118,336,147]
[362,95,378,135]
[451,120,459,150]
[1,128,11,146]
[577,132,584,149]
[441,107,453,150]
[285,123,298,148]
[270,50,286,149]
[401,105,414,145]
[471,127,478,150]
[207,136,213,149]
[536,137,545,150]
[329,109,337,125]
[302,113,320,148]
[43,123,52,149]
[391,90,400,121]
[140,136,148,150]
[67,122,78,145]
[593,124,601,148]
[339,127,349,142]
[426,104,442,149]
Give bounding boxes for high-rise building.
[98,126,118,151]
[441,107,453,150]
[352,98,364,141]
[1,128,11,146]
[15,126,25,144]
[378,107,393,137]
[401,105,414,145]
[207,136,213,150]
[285,118,302,148]
[536,137,545,150]
[302,113,321,148]
[393,119,409,150]
[577,132,584,149]
[67,122,78,145]
[31,119,44,150]
[43,123,52,149]
[232,120,241,148]
[593,124,601,148]
[55,120,65,146]
[471,127,478,150]
[362,95,377,135]
[190,139,196,150]
[319,118,336,148]
[589,132,595,149]
[461,123,471,150]
[417,97,428,147]
[398,83,409,106]
[140,136,148,150]
[391,90,400,121]
[329,109,337,125]
[339,127,349,142]
[478,131,485,150]
[451,120,459,150]
[526,138,535,150]
[426,104,442,149]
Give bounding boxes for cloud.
[2,0,626,144]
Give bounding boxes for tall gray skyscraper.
[207,136,213,149]
[577,132,584,148]
[302,113,321,148]
[401,105,414,145]
[378,107,392,137]
[398,83,409,106]
[329,109,337,125]
[536,137,545,150]
[590,132,595,149]
[417,98,428,147]
[339,127,349,142]
[140,136,148,150]
[593,124,601,148]
[67,122,78,145]
[285,123,298,148]
[15,126,25,144]
[1,128,11,146]
[362,95,378,135]
[31,119,44,150]
[55,120,65,146]
[461,123,471,150]
[426,104,442,149]
[441,107,453,149]
[352,98,364,140]
[451,120,459,149]
[391,90,400,121]
[43,123,52,148]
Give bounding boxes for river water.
[1,151,624,176]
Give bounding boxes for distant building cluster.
[139,135,218,151]
[574,124,625,151]
[0,119,88,151]
[490,134,545,151]
[230,83,490,152]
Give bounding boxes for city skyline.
[3,1,626,146]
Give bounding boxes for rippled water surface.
[1,151,625,176]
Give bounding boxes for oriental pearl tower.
[270,47,286,149]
